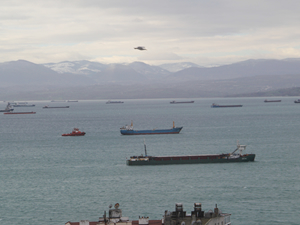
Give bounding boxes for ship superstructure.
[65,203,231,225]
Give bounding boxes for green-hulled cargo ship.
[126,142,255,166]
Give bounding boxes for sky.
[1,0,300,66]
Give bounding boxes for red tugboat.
[62,128,86,136]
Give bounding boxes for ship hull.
[120,127,183,135]
[127,154,255,165]
[4,112,36,114]
[264,100,281,102]
[43,106,70,108]
[170,101,194,104]
[62,133,85,136]
[211,105,242,108]
[13,105,35,107]
[106,101,124,104]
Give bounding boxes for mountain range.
[1,58,300,100]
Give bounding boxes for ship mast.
[230,141,246,155]
[144,139,147,156]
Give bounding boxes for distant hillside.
[158,62,201,72]
[2,58,300,100]
[227,87,300,97]
[167,58,300,81]
[44,60,107,74]
[44,60,171,81]
[128,62,170,80]
[0,60,95,87]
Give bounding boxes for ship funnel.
[193,203,204,218]
[194,203,202,211]
[214,204,219,216]
[175,203,183,212]
[175,203,186,218]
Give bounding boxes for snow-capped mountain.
[128,61,170,80]
[2,58,300,100]
[158,62,202,72]
[44,60,107,75]
[43,60,197,76]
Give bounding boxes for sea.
[0,97,299,225]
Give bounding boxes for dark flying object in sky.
[134,46,146,50]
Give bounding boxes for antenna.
[144,139,147,156]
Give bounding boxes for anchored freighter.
[127,142,255,165]
[170,100,194,104]
[264,99,281,102]
[211,103,242,108]
[120,121,182,135]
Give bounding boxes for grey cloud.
[1,0,300,65]
[138,52,184,61]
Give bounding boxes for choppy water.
[0,98,300,225]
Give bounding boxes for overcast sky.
[1,0,300,66]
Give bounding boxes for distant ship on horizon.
[106,100,124,104]
[170,100,194,104]
[211,103,242,108]
[264,99,281,102]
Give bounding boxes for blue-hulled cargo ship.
[120,121,183,135]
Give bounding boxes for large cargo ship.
[65,202,231,225]
[120,121,182,135]
[126,142,255,165]
[211,103,242,108]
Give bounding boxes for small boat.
[211,103,242,108]
[170,100,194,104]
[120,121,182,135]
[67,100,78,102]
[127,142,255,166]
[4,112,36,114]
[106,100,124,104]
[51,100,66,102]
[62,128,86,136]
[264,99,281,102]
[43,105,70,108]
[294,99,300,103]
